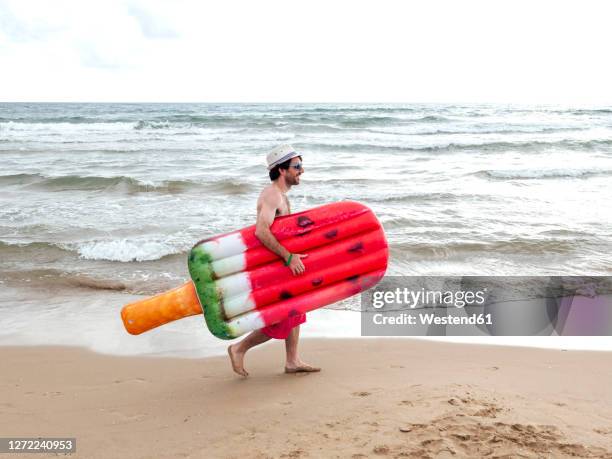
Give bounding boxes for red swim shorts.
[261,313,306,339]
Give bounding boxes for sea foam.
[74,238,184,262]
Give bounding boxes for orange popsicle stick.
[121,281,202,335]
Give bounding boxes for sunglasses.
[289,162,303,170]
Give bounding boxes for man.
[227,144,321,377]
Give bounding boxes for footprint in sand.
[442,395,504,418]
[352,391,371,397]
[372,445,389,455]
[280,449,305,458]
[42,391,63,397]
[394,415,612,458]
[472,406,502,418]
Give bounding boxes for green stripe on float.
[188,246,235,340]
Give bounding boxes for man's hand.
[287,253,308,276]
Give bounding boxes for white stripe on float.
[211,253,246,278]
[227,310,265,336]
[223,292,256,319]
[200,232,246,260]
[216,272,252,298]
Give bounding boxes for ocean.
[1,103,611,355]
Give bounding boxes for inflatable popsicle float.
[121,201,388,339]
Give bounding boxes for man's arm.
[254,191,307,275]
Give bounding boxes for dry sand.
[2,339,612,458]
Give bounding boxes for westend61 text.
[373,313,493,326]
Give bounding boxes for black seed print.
[297,216,314,228]
[324,229,338,239]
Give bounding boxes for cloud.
[127,2,179,39]
[78,43,123,70]
[0,0,58,43]
[1,0,612,103]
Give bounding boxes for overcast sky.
[1,0,611,104]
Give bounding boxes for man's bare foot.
[228,344,248,377]
[284,361,321,374]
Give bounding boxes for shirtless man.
[227,144,321,377]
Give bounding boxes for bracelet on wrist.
[284,253,293,266]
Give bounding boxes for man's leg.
[284,325,321,373]
[228,330,271,377]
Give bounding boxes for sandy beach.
[2,339,612,458]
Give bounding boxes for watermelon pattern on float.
[121,201,388,340]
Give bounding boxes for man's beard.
[284,174,300,186]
